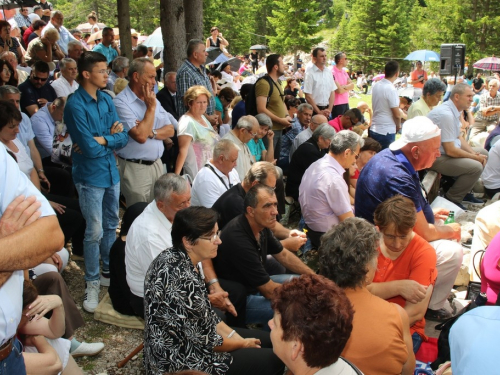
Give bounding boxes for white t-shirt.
[191,161,240,208]
[125,201,173,297]
[371,78,399,135]
[482,140,500,189]
[12,137,34,176]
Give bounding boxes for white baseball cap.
[389,116,441,151]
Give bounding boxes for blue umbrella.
[404,50,440,62]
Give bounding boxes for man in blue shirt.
[355,117,463,321]
[114,58,176,206]
[64,51,128,313]
[93,27,120,64]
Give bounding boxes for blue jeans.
[368,129,395,150]
[0,338,26,375]
[412,332,423,354]
[246,274,297,328]
[76,182,120,282]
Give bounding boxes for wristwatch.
[151,129,157,139]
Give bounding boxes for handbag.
[465,250,485,302]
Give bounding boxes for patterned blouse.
[144,247,231,375]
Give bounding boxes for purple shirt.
[298,153,353,232]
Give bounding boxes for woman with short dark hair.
[319,217,415,375]
[144,206,284,375]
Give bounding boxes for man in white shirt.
[369,60,401,149]
[125,174,191,317]
[303,47,337,118]
[51,58,79,97]
[0,139,64,373]
[191,139,240,207]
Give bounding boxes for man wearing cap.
[327,108,364,133]
[355,116,463,321]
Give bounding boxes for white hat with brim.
[389,116,441,151]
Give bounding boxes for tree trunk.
[184,0,203,41]
[160,0,187,72]
[117,0,133,61]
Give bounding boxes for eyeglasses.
[245,128,258,137]
[92,69,108,75]
[32,75,48,82]
[199,230,221,243]
[351,150,359,160]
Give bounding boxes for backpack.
[245,75,274,116]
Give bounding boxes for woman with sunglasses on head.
[144,206,284,375]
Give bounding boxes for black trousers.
[225,327,284,375]
[331,103,349,119]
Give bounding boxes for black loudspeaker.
[439,44,466,75]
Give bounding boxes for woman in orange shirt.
[370,195,437,354]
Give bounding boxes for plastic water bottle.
[444,211,455,224]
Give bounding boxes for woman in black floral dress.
[144,206,284,375]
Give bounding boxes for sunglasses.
[32,75,48,82]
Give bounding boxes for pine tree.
[267,0,323,61]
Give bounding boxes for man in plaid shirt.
[13,7,31,38]
[470,79,500,140]
[176,39,218,126]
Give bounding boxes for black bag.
[245,75,274,116]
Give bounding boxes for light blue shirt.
[18,112,34,156]
[93,43,118,64]
[114,86,177,161]
[0,143,54,345]
[450,306,500,375]
[427,99,462,154]
[31,104,54,159]
[41,22,76,55]
[65,87,129,188]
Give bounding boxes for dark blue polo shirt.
[355,148,434,224]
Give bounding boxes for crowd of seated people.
[2,5,500,374]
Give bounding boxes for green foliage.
[267,0,323,56]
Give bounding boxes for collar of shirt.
[38,102,55,125]
[150,200,173,229]
[325,153,346,176]
[393,149,418,177]
[185,59,207,76]
[78,86,104,104]
[443,99,461,121]
[57,75,78,88]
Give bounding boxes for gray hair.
[423,78,446,97]
[53,97,66,109]
[297,103,313,113]
[67,40,82,51]
[312,123,336,143]
[0,85,20,98]
[128,57,153,80]
[243,161,278,186]
[0,51,15,60]
[255,113,272,128]
[186,39,204,58]
[488,78,499,87]
[165,71,176,81]
[450,82,471,98]
[213,139,239,159]
[154,173,190,203]
[112,56,129,73]
[235,115,256,131]
[319,217,379,289]
[59,58,76,70]
[329,130,364,155]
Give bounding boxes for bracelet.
[37,168,45,174]
[206,278,219,287]
[227,330,236,338]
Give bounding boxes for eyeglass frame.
[199,230,221,243]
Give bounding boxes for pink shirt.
[332,66,349,105]
[328,115,352,133]
[298,154,353,232]
[481,231,500,305]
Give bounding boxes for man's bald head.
[310,115,328,131]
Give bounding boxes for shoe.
[70,342,105,358]
[100,271,110,287]
[462,193,484,206]
[425,308,452,322]
[83,280,100,313]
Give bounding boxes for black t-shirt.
[40,1,53,22]
[213,215,283,294]
[250,52,258,65]
[212,183,246,229]
[473,77,484,91]
[284,88,299,98]
[286,137,326,200]
[19,79,57,117]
